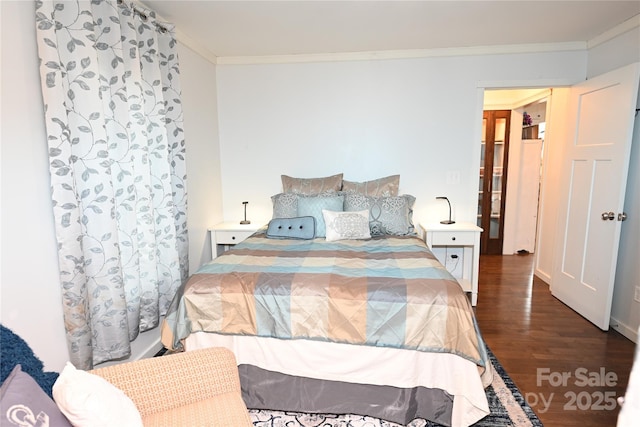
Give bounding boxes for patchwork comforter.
[162,232,489,369]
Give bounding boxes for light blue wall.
[216,51,586,227]
[611,92,640,342]
[587,25,640,79]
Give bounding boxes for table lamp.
[436,196,455,224]
[240,201,250,224]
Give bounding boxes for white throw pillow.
[53,362,143,427]
[322,209,371,242]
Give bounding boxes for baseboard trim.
[610,317,639,344]
[96,328,164,367]
[534,269,551,285]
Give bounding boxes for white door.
[552,62,640,330]
[515,139,543,253]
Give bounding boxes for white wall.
[0,1,221,371]
[587,24,640,79]
[216,51,586,228]
[1,0,68,372]
[179,46,223,273]
[611,113,640,342]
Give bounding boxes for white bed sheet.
[186,332,491,427]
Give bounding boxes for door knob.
[601,212,615,221]
[618,212,627,221]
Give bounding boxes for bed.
[161,174,492,427]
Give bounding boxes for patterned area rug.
[249,348,543,427]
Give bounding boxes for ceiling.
[140,1,640,59]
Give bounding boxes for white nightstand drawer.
[215,230,254,244]
[430,231,476,246]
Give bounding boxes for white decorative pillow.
[322,209,371,242]
[53,362,143,427]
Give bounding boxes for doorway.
[481,89,550,256]
[477,64,640,334]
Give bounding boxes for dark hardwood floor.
[474,254,636,427]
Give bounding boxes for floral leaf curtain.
[35,0,188,369]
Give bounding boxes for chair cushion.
[141,392,252,427]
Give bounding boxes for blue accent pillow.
[266,216,316,239]
[297,194,344,237]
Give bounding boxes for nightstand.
[209,222,261,260]
[420,222,483,306]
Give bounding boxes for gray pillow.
[342,175,400,197]
[281,173,343,195]
[272,192,345,220]
[344,193,416,236]
[0,365,72,426]
[271,193,299,218]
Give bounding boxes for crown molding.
[136,0,635,67]
[216,42,586,66]
[477,78,579,89]
[175,28,218,65]
[588,14,640,49]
